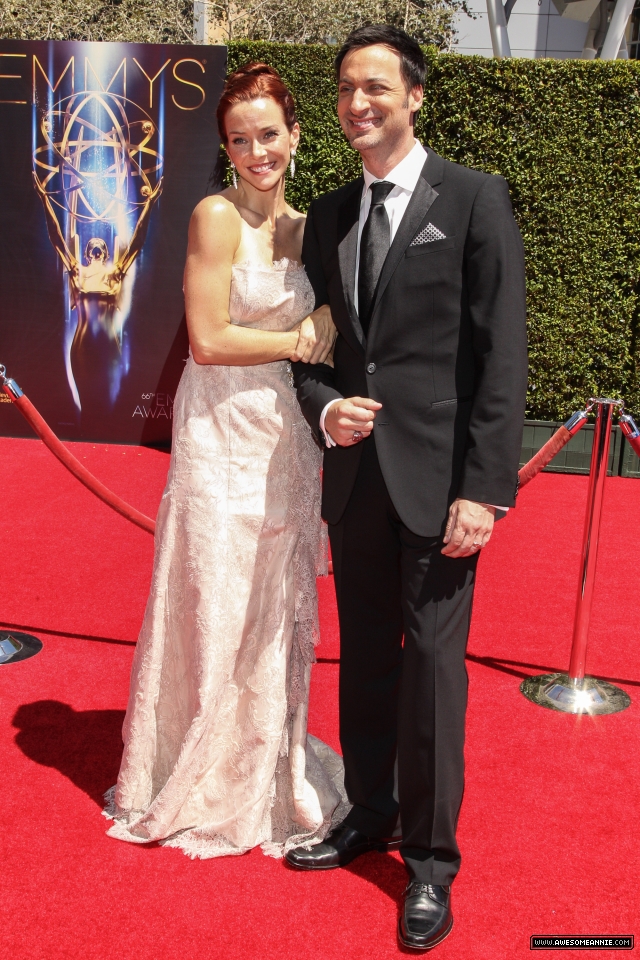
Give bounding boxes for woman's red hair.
[216,62,297,144]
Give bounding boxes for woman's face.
[225,97,299,193]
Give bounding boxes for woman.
[105,63,349,859]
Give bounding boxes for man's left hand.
[441,499,496,558]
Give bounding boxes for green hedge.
[228,42,640,421]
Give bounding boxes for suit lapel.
[337,177,366,353]
[369,153,441,331]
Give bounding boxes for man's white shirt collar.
[362,140,427,195]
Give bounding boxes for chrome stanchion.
[0,631,43,664]
[521,398,631,715]
[0,635,23,663]
[1,365,45,665]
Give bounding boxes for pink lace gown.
[104,259,348,859]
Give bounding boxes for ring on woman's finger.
[472,541,483,548]
[352,431,363,442]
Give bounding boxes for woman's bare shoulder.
[192,192,242,227]
[188,194,242,258]
[286,203,306,222]
[284,206,306,242]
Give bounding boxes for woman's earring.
[290,149,296,179]
[231,161,238,189]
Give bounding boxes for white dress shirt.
[320,140,427,443]
[354,140,428,313]
[317,141,508,512]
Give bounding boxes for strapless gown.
[104,259,349,859]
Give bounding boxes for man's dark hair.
[334,25,426,91]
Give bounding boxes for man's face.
[337,44,423,158]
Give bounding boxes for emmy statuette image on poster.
[0,40,227,444]
[33,89,164,429]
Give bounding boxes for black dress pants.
[328,436,478,885]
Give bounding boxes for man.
[288,25,528,952]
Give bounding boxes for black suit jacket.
[292,149,528,537]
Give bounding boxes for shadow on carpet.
[465,653,640,687]
[12,700,124,806]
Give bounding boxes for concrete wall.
[452,0,591,57]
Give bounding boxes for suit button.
[366,362,376,374]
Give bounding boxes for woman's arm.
[183,197,334,366]
[184,197,299,365]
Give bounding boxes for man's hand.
[290,305,336,365]
[324,397,382,446]
[441,499,496,558]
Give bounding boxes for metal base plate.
[520,672,631,715]
[0,631,43,664]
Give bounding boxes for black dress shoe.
[285,824,401,870]
[398,882,453,951]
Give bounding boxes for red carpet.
[1,436,638,959]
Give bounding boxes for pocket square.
[410,223,447,245]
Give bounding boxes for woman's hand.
[290,305,336,364]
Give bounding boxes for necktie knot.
[370,180,394,207]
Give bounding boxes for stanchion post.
[520,398,631,715]
[567,400,614,682]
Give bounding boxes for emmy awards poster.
[0,39,226,444]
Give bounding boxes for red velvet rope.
[623,431,640,460]
[2,385,156,536]
[0,372,591,540]
[518,426,572,489]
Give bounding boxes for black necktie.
[358,180,395,335]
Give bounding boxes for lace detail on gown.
[104,259,349,858]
